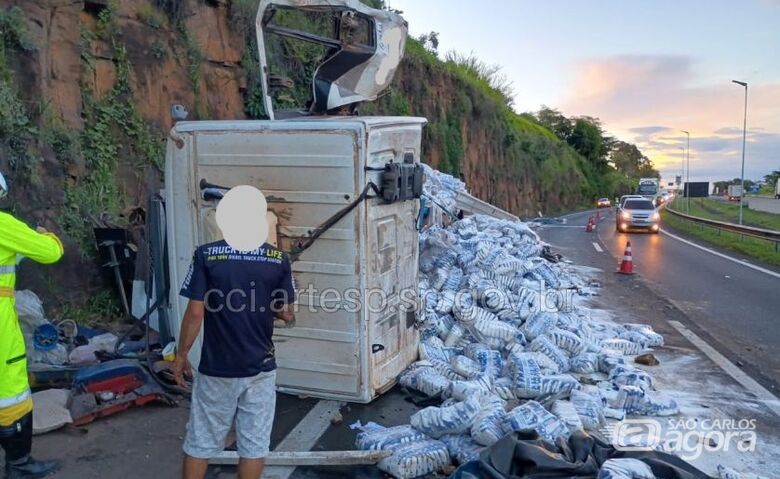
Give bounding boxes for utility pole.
[732,80,748,225]
[681,130,690,214]
[679,146,685,194]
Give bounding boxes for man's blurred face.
[216,185,269,251]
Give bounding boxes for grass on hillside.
[661,209,780,266]
[669,197,780,231]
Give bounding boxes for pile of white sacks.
[357,167,678,479]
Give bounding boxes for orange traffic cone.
[616,241,634,274]
[585,216,594,232]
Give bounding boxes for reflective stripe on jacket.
[0,211,64,419]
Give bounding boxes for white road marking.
[242,399,342,479]
[660,229,780,280]
[592,242,604,253]
[668,320,780,417]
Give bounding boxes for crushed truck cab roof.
[255,0,408,119]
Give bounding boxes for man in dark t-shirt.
[174,240,295,479]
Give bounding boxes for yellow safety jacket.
[0,211,63,426]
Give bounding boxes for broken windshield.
[254,0,408,119]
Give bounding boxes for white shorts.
[183,370,277,459]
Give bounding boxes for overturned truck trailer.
[165,117,426,403]
[161,0,424,403]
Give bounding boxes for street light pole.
[679,146,685,193]
[681,130,690,214]
[732,80,748,225]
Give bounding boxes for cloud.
[713,126,773,138]
[562,55,780,182]
[688,136,737,153]
[628,126,671,135]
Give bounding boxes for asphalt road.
[562,208,780,390]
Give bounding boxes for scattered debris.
[540,245,563,263]
[708,436,719,448]
[17,290,68,366]
[331,411,344,425]
[68,359,174,426]
[32,389,72,435]
[634,353,660,366]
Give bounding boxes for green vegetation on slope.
[64,3,165,252]
[0,7,40,182]
[661,209,780,266]
[0,4,164,253]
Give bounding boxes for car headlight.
[620,211,631,220]
[651,212,660,221]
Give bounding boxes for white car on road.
[616,198,661,233]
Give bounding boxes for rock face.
[0,0,585,309]
[0,0,251,306]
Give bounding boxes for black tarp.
[450,430,712,479]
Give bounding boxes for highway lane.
[586,208,780,388]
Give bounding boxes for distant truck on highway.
[775,178,780,199]
[728,184,743,202]
[637,178,659,201]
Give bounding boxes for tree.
[418,32,439,54]
[763,169,780,185]
[610,141,644,178]
[568,117,608,169]
[535,106,572,141]
[712,180,730,195]
[637,157,659,179]
[730,177,754,189]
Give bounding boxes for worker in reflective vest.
[0,171,64,478]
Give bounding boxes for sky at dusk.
[388,0,780,184]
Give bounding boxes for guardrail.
[664,205,780,252]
